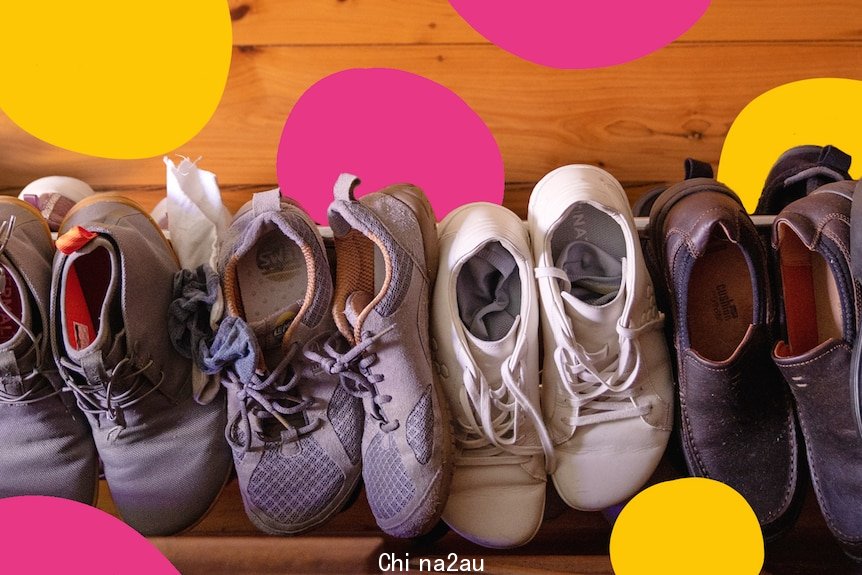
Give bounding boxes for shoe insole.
[0,265,24,344]
[551,204,625,304]
[64,246,112,351]
[688,238,753,362]
[779,225,841,355]
[237,229,307,324]
[456,241,520,341]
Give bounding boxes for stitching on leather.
[778,343,850,368]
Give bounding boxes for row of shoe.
[639,145,862,560]
[0,193,231,535]
[0,165,672,545]
[432,166,674,547]
[2,144,858,552]
[200,168,675,547]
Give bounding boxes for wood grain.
[150,536,384,574]
[225,0,862,46]
[1,43,860,194]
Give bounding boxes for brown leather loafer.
[772,180,862,559]
[648,172,804,540]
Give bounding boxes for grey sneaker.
[0,198,97,503]
[209,189,363,535]
[321,174,454,538]
[51,195,232,535]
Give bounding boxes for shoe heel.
[385,185,440,287]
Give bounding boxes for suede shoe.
[0,198,97,503]
[772,180,862,558]
[648,173,804,539]
[755,145,851,215]
[212,190,363,535]
[322,174,455,538]
[52,195,232,535]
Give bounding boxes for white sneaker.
[432,202,555,548]
[528,165,673,511]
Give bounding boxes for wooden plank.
[228,0,483,46]
[150,536,384,575]
[0,43,859,192]
[111,476,858,572]
[226,0,862,45]
[683,0,862,43]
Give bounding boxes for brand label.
[256,242,302,280]
[711,284,738,321]
[568,207,588,240]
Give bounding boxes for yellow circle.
[718,78,862,212]
[610,478,764,575]
[0,1,232,159]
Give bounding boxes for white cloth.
[159,156,232,404]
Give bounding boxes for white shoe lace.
[537,257,665,429]
[449,315,557,473]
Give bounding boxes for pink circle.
[0,496,178,573]
[277,68,504,223]
[448,0,711,69]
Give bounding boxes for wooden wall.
[1,0,861,217]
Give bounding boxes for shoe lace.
[0,215,61,405]
[450,316,557,473]
[59,354,165,438]
[304,325,398,433]
[538,257,665,428]
[203,316,319,451]
[224,342,319,451]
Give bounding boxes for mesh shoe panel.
[327,383,363,465]
[406,386,434,465]
[365,432,416,520]
[247,436,344,526]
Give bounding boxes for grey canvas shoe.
[209,190,363,535]
[320,174,454,538]
[51,195,231,535]
[0,198,97,503]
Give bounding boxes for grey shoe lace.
[59,354,165,437]
[304,325,398,433]
[0,215,61,406]
[203,316,319,451]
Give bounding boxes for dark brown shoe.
[648,173,804,540]
[772,180,862,559]
[755,145,851,215]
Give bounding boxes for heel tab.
[334,174,361,202]
[252,189,282,217]
[684,158,714,180]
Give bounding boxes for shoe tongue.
[463,316,518,377]
[248,300,302,351]
[556,242,626,352]
[458,243,520,341]
[556,241,623,305]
